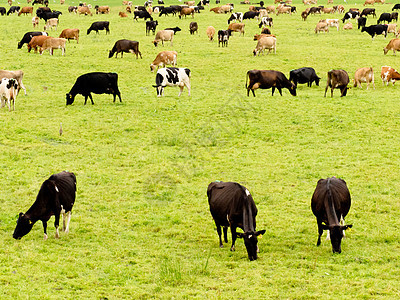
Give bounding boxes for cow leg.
[230,225,237,251]
[277,87,283,96]
[317,220,323,246]
[89,93,94,104]
[216,225,223,247]
[185,80,191,96]
[341,87,347,97]
[331,88,334,97]
[223,226,228,243]
[84,95,88,105]
[178,85,184,97]
[43,220,48,240]
[64,211,72,234]
[272,87,275,96]
[54,213,61,238]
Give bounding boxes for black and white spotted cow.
[342,10,360,23]
[153,67,191,97]
[0,78,19,112]
[227,12,243,24]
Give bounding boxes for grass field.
[1,0,400,298]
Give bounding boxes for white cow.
[0,78,19,111]
[153,67,191,97]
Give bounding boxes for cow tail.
[245,71,249,89]
[326,177,334,211]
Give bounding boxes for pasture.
[1,0,400,298]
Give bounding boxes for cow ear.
[321,224,330,230]
[343,224,353,230]
[236,232,245,239]
[255,230,266,236]
[28,219,33,225]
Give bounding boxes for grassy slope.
[1,0,400,298]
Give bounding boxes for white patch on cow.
[245,189,250,196]
[44,233,48,240]
[55,226,60,239]
[55,185,59,192]
[326,230,331,240]
[60,205,65,214]
[64,211,72,234]
[248,234,252,238]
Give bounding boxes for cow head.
[153,40,159,47]
[66,93,75,105]
[13,213,35,240]
[289,83,297,96]
[108,50,114,58]
[322,224,352,253]
[237,230,266,261]
[383,47,389,55]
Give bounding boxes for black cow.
[207,181,266,261]
[289,67,320,87]
[109,39,142,59]
[0,7,6,15]
[377,12,396,24]
[307,6,322,15]
[360,8,376,18]
[87,21,110,35]
[391,12,399,21]
[37,10,62,21]
[13,171,76,240]
[158,0,165,4]
[246,69,297,96]
[66,72,121,105]
[311,177,352,253]
[164,26,181,33]
[32,0,44,4]
[218,29,231,47]
[227,12,243,24]
[7,6,20,15]
[17,31,47,49]
[134,10,153,21]
[146,20,158,35]
[361,24,388,39]
[358,16,367,29]
[324,69,349,97]
[342,10,360,23]
[159,6,177,16]
[189,22,198,34]
[243,11,259,20]
[392,4,400,11]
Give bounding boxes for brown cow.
[384,38,400,55]
[28,35,52,53]
[119,11,128,17]
[40,37,67,56]
[179,7,194,18]
[153,30,174,46]
[381,66,400,85]
[354,67,375,89]
[324,69,349,97]
[18,6,33,16]
[95,5,110,14]
[246,69,296,96]
[311,177,352,254]
[315,21,329,33]
[108,39,142,59]
[228,23,245,36]
[59,28,79,43]
[206,26,215,41]
[78,6,92,16]
[150,51,178,72]
[343,22,353,29]
[253,36,276,55]
[189,22,198,34]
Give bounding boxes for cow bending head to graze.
[246,69,296,96]
[311,177,353,253]
[207,181,266,261]
[324,69,349,97]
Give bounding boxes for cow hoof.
[44,234,48,241]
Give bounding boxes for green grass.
[1,0,400,298]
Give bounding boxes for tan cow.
[78,6,92,16]
[150,51,178,72]
[220,4,233,13]
[354,67,375,89]
[384,38,400,55]
[44,18,59,31]
[321,19,339,31]
[40,37,67,56]
[381,66,400,85]
[28,35,52,52]
[18,6,33,16]
[387,23,397,35]
[228,23,245,36]
[364,0,374,5]
[59,28,79,43]
[0,70,26,96]
[253,33,276,40]
[322,7,334,14]
[32,16,39,28]
[210,7,222,13]
[343,22,353,29]
[179,7,194,18]
[265,5,275,13]
[119,11,128,17]
[276,6,291,15]
[315,21,329,33]
[95,5,110,14]
[253,36,276,55]
[184,1,195,5]
[153,30,174,46]
[206,26,215,41]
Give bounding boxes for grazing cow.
[246,69,296,96]
[189,21,198,34]
[277,6,292,15]
[361,24,388,39]
[363,0,374,5]
[77,6,92,15]
[0,78,18,111]
[179,7,195,18]
[243,11,259,20]
[18,6,33,16]
[164,27,181,34]
[361,8,376,17]
[0,70,26,96]
[159,6,177,16]
[311,177,352,253]
[324,69,349,97]
[358,16,367,29]
[153,67,191,97]
[150,50,177,72]
[227,12,243,24]
[289,67,320,87]
[32,16,39,27]
[301,10,308,21]
[109,39,142,59]
[95,5,110,14]
[315,21,329,33]
[387,23,397,36]
[377,12,395,24]
[322,7,334,14]
[134,10,153,20]
[307,6,322,15]
[40,37,67,55]
[59,28,79,43]
[87,21,110,34]
[353,67,375,89]
[17,31,47,49]
[384,38,400,55]
[13,171,77,240]
[392,4,400,11]
[261,27,271,34]
[0,7,6,16]
[206,25,215,41]
[253,36,276,55]
[146,20,158,35]
[321,19,339,31]
[207,181,266,261]
[66,72,121,105]
[343,22,353,29]
[68,6,77,13]
[391,12,399,21]
[381,66,400,85]
[228,23,245,36]
[153,30,174,46]
[119,11,128,17]
[259,16,273,28]
[38,10,62,21]
[218,29,231,47]
[28,35,52,52]
[44,18,58,31]
[342,10,360,23]
[7,6,20,15]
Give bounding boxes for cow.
[146,20,158,35]
[307,6,322,15]
[0,7,6,15]
[164,27,181,34]
[7,6,20,15]
[246,69,296,96]
[393,4,400,11]
[66,72,121,105]
[13,171,76,240]
[40,37,67,55]
[321,19,339,31]
[150,50,178,72]
[301,10,308,21]
[77,5,92,16]
[315,21,329,33]
[324,69,349,97]
[361,24,388,39]
[361,8,376,17]
[227,12,243,24]
[134,10,153,20]
[109,39,142,59]
[28,35,52,52]
[159,6,178,16]
[243,11,259,20]
[206,25,215,41]
[0,70,27,96]
[119,11,128,17]
[353,67,374,89]
[32,16,39,27]
[38,10,62,21]
[179,7,195,18]
[289,67,320,87]
[218,29,231,47]
[363,0,374,5]
[253,36,276,55]
[322,7,334,14]
[358,16,367,29]
[189,21,198,34]
[68,5,77,13]
[207,181,266,261]
[342,10,360,23]
[18,6,33,15]
[228,23,245,36]
[343,22,353,29]
[277,6,292,15]
[384,38,400,55]
[387,23,397,35]
[381,66,400,85]
[153,67,191,97]
[311,177,352,253]
[17,31,47,49]
[87,21,110,35]
[44,18,58,30]
[153,29,174,46]
[259,16,273,28]
[95,5,110,14]
[377,12,396,24]
[0,78,18,111]
[59,28,79,43]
